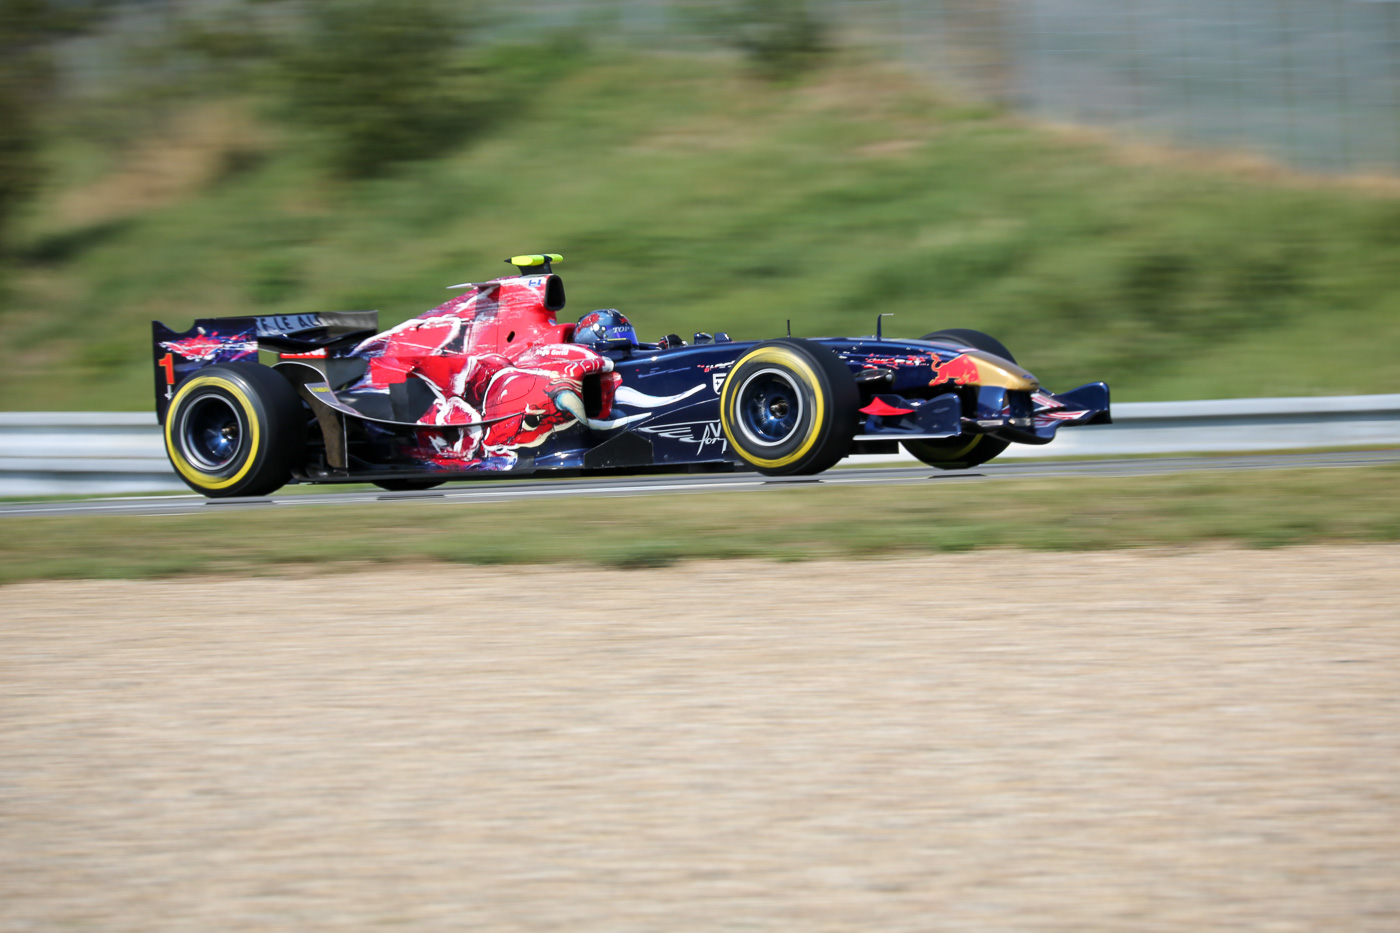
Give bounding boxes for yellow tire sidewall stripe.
[939,434,983,461]
[720,347,826,470]
[165,375,262,491]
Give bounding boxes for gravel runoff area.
[2,546,1398,932]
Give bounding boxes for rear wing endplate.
[152,311,379,423]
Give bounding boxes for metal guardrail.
[999,393,1400,458]
[2,395,1398,496]
[0,412,181,496]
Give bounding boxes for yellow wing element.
[507,253,563,269]
[929,350,1039,391]
[961,350,1039,391]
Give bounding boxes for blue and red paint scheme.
[152,256,1110,492]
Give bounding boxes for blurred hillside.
[1,2,1399,410]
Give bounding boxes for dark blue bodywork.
[323,335,1109,481]
[154,305,1110,485]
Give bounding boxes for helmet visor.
[597,324,637,348]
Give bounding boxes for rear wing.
[152,311,379,423]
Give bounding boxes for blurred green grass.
[4,50,1400,411]
[2,465,1397,584]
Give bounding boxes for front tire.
[904,329,1015,470]
[924,328,1016,365]
[164,362,305,497]
[719,339,858,476]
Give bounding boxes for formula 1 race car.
[152,254,1111,497]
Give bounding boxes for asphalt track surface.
[2,449,1396,518]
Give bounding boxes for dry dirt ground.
[2,546,1398,932]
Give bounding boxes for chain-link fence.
[880,0,1400,175]
[496,0,1400,176]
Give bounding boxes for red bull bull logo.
[928,353,982,388]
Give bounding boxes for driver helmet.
[574,309,638,350]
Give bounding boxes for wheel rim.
[735,368,804,448]
[180,395,244,470]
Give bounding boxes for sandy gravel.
[2,546,1399,932]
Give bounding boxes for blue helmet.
[575,309,638,350]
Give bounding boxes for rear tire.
[719,339,858,476]
[164,362,305,497]
[905,329,1015,470]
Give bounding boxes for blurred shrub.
[0,0,112,254]
[693,0,831,79]
[0,73,41,258]
[248,254,302,305]
[276,0,481,177]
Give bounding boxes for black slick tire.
[924,328,1016,365]
[719,338,859,476]
[163,362,305,497]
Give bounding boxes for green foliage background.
[0,0,112,255]
[1,2,1398,410]
[276,0,482,178]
